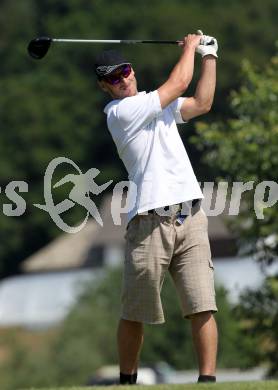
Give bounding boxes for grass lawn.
[25,381,278,390]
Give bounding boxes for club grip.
[176,38,215,46]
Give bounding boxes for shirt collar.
[104,91,146,114]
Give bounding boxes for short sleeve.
[116,90,162,131]
[169,97,187,124]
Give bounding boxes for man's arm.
[157,34,201,109]
[180,55,216,121]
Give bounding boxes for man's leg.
[191,311,218,381]
[117,318,144,382]
[119,214,169,383]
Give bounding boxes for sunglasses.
[103,64,132,85]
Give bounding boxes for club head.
[27,37,52,59]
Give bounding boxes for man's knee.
[119,318,144,330]
[120,318,143,324]
[189,310,214,321]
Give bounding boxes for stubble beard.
[113,76,138,99]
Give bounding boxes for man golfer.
[95,32,218,384]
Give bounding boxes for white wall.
[0,270,100,329]
[213,256,278,303]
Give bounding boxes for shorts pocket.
[125,216,153,246]
[200,207,207,218]
[124,216,139,241]
[208,257,214,269]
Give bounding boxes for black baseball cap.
[94,49,131,79]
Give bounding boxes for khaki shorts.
[121,202,217,324]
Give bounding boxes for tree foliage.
[192,46,278,377]
[192,48,278,265]
[235,276,278,378]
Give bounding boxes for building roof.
[22,218,99,272]
[21,191,127,272]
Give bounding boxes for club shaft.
[52,38,180,45]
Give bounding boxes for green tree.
[235,276,278,377]
[192,46,278,265]
[191,46,278,376]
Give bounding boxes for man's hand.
[178,34,202,51]
[196,32,218,58]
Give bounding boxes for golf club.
[27,35,215,60]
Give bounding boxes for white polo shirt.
[104,90,204,223]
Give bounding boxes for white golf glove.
[196,30,218,58]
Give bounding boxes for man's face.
[99,65,138,99]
